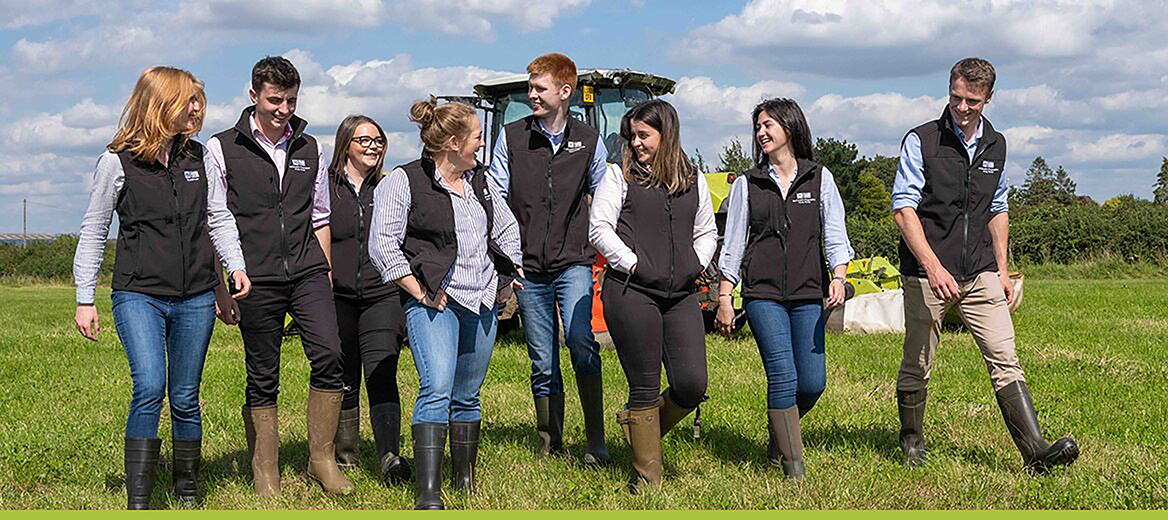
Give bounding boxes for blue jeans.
[744,298,826,412]
[111,289,217,440]
[404,298,497,425]
[515,265,602,397]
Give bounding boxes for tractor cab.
[443,68,677,164]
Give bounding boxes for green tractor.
[438,69,744,342]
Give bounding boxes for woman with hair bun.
[588,99,718,491]
[72,66,251,509]
[369,97,523,509]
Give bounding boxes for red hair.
[526,53,577,90]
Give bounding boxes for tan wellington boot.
[766,406,806,479]
[243,405,280,496]
[305,387,354,494]
[616,405,663,492]
[657,390,695,438]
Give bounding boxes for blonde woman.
[72,66,251,509]
[588,99,717,491]
[369,98,523,509]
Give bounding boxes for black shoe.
[370,403,412,485]
[996,381,1080,474]
[125,437,162,510]
[450,421,480,493]
[171,437,200,507]
[897,388,927,468]
[412,423,446,510]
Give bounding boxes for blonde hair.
[409,96,476,155]
[619,99,694,195]
[108,66,206,161]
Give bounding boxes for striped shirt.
[368,165,522,314]
[73,150,247,304]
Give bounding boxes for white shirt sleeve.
[693,173,718,268]
[588,163,637,273]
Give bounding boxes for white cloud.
[1,113,114,153]
[670,76,805,127]
[808,92,942,142]
[1002,125,1056,156]
[1066,133,1166,163]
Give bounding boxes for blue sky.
[3,0,1166,233]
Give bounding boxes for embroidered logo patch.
[183,170,200,182]
[979,160,999,174]
[793,192,816,204]
[290,158,310,172]
[566,141,585,153]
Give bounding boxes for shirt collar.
[249,114,292,147]
[536,118,566,140]
[953,117,984,146]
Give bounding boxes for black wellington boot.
[171,437,201,507]
[995,381,1079,474]
[450,420,481,493]
[897,388,927,467]
[412,423,447,510]
[370,402,412,485]
[125,437,162,510]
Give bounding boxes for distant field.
[0,278,1165,509]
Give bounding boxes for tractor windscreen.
[596,88,649,163]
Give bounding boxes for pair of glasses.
[351,136,387,148]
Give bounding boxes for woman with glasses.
[327,115,412,486]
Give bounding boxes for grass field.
[0,278,1165,509]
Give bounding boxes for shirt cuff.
[383,263,413,284]
[76,287,96,305]
[719,269,740,286]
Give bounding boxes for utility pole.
[22,198,28,248]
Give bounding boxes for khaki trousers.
[897,271,1025,392]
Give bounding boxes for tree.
[1013,156,1078,208]
[690,148,709,174]
[1155,156,1168,205]
[855,170,891,221]
[717,138,754,174]
[859,155,898,193]
[814,137,862,210]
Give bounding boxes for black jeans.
[237,271,344,407]
[335,292,405,410]
[601,277,708,410]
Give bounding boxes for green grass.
[0,279,1166,509]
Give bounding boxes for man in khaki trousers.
[890,57,1079,474]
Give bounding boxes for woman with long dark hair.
[588,99,717,490]
[715,98,854,479]
[326,114,411,485]
[369,98,523,509]
[72,66,251,508]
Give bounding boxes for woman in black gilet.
[72,66,251,508]
[326,114,411,486]
[588,99,717,491]
[715,98,854,479]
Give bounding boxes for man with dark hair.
[206,55,353,495]
[486,53,610,464]
[891,57,1079,473]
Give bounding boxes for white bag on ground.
[826,289,906,334]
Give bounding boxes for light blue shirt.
[486,119,609,200]
[718,164,855,286]
[892,117,1009,213]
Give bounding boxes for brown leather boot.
[616,405,662,492]
[766,407,805,479]
[657,390,695,438]
[242,405,280,496]
[334,405,360,469]
[576,373,610,465]
[306,387,354,494]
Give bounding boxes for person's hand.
[827,278,846,309]
[75,304,100,341]
[925,264,960,302]
[421,289,448,311]
[230,270,252,300]
[714,296,735,339]
[998,271,1014,305]
[513,268,526,292]
[215,284,241,325]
